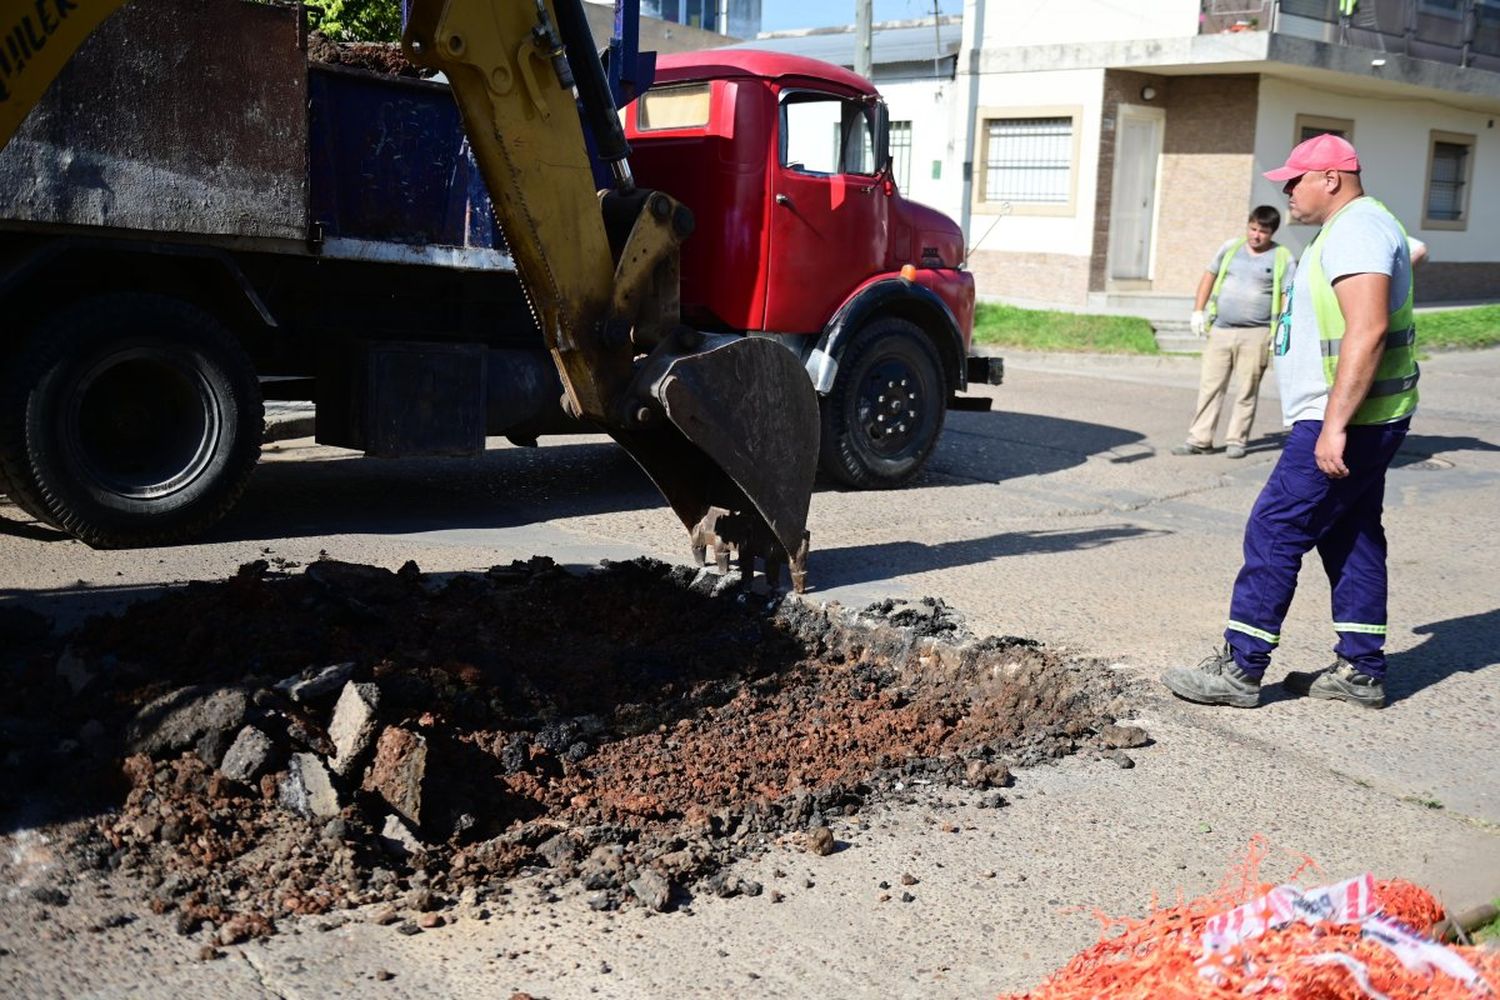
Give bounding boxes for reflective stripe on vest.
[1303,197,1419,426]
[1206,240,1291,329]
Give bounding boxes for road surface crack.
[238,949,291,1000]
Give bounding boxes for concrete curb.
[263,403,315,444]
[970,346,1205,370]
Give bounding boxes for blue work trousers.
[1224,418,1409,679]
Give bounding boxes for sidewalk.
[263,401,315,443]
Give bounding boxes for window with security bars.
[1425,135,1473,227]
[890,121,912,191]
[983,117,1073,204]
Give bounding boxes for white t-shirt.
[1275,198,1413,425]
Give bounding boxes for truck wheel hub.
[66,350,220,500]
[859,361,920,455]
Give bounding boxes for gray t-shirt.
[1207,239,1295,329]
[1275,198,1412,425]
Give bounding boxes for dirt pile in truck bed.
[306,32,430,78]
[0,559,1145,944]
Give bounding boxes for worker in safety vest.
[1172,206,1295,459]
[1164,134,1418,710]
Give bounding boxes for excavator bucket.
[621,335,819,591]
[403,0,820,588]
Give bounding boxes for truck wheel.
[0,293,264,547]
[819,317,946,489]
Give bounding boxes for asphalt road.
[3,347,1498,998]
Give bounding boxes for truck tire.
[818,317,946,489]
[0,293,264,547]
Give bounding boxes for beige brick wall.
[970,250,1092,306]
[1154,76,1261,295]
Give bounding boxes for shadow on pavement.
[812,524,1170,590]
[3,411,1155,546]
[1392,433,1500,469]
[1384,608,1500,704]
[921,411,1148,483]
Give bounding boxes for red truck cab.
[624,50,995,489]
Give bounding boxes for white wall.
[966,67,1106,258]
[1252,76,1500,263]
[979,0,1200,49]
[879,77,962,215]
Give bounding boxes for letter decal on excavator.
[0,0,124,150]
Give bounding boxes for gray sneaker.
[1162,644,1261,708]
[1282,658,1386,709]
[1225,444,1247,459]
[1171,442,1212,456]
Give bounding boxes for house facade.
[952,0,1500,308]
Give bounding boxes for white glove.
[1190,310,1206,337]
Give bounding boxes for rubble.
[220,726,277,784]
[629,870,672,912]
[276,662,357,704]
[278,753,341,820]
[327,682,381,777]
[125,685,248,760]
[363,727,428,829]
[0,556,1144,942]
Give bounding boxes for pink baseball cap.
[1263,133,1361,181]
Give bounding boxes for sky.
[760,0,964,33]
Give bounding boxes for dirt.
[306,32,430,78]
[0,558,1141,945]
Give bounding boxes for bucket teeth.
[690,507,809,594]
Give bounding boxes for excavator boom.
[403,0,819,588]
[0,0,820,587]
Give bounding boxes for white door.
[1108,106,1164,281]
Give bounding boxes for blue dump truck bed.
[0,0,508,271]
[308,64,507,266]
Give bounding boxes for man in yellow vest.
[1173,206,1295,459]
[1164,134,1419,710]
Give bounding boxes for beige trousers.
[1186,325,1272,449]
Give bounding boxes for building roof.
[582,3,738,55]
[724,17,961,71]
[654,49,877,96]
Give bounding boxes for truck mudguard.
[0,237,281,335]
[812,275,966,396]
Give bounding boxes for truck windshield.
[780,91,877,176]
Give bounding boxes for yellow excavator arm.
[404,0,819,589]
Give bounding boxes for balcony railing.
[1200,0,1500,72]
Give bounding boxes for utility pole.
[932,0,943,80]
[855,0,873,80]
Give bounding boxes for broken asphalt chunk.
[278,753,341,819]
[327,682,381,778]
[275,662,357,705]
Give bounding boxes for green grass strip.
[1418,305,1500,352]
[1476,899,1500,945]
[972,303,1161,355]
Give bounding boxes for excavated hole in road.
[0,557,1146,944]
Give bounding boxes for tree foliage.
[305,0,403,42]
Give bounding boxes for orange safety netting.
[1001,836,1500,999]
